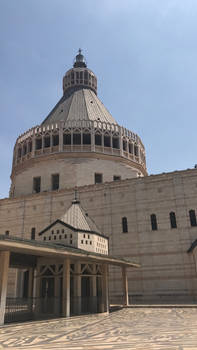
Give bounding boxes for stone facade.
[1,168,197,302]
[1,50,197,304]
[11,154,142,198]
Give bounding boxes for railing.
[5,297,34,323]
[4,296,104,323]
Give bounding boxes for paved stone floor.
[0,308,197,350]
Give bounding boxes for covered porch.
[0,235,139,325]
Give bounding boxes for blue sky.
[1,0,197,198]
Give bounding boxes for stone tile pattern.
[0,308,197,349]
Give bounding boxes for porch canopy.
[0,235,140,325]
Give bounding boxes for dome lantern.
[73,49,87,68]
[63,49,97,95]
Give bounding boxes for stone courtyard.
[0,307,197,350]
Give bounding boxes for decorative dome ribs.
[11,50,147,195]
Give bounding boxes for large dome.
[10,50,147,198]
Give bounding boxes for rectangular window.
[33,177,41,193]
[113,175,121,181]
[31,227,35,240]
[95,173,103,184]
[52,174,59,191]
[151,214,158,231]
[189,209,197,227]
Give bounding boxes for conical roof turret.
[42,50,117,125]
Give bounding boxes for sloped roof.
[39,200,105,237]
[60,200,102,235]
[0,235,140,268]
[42,88,117,125]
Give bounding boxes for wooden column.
[62,258,70,317]
[122,266,129,306]
[28,268,34,313]
[0,251,10,325]
[54,273,61,316]
[101,264,109,313]
[34,268,41,315]
[91,264,97,313]
[28,268,34,298]
[73,262,81,315]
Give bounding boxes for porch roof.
[0,235,140,268]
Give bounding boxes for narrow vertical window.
[122,217,128,233]
[33,177,41,193]
[151,214,157,231]
[31,227,36,240]
[95,173,103,184]
[189,209,197,227]
[52,174,59,190]
[170,212,177,229]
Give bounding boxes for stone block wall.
[1,168,197,302]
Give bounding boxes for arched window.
[44,135,50,148]
[36,138,42,150]
[73,133,81,145]
[28,141,32,153]
[23,144,27,156]
[122,217,128,233]
[112,137,119,149]
[189,209,197,227]
[129,143,133,154]
[52,134,59,146]
[63,133,71,145]
[31,227,36,240]
[18,148,22,158]
[104,134,110,147]
[123,140,127,151]
[95,133,102,146]
[83,133,91,145]
[170,212,177,229]
[134,144,139,156]
[150,214,157,231]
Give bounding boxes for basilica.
[0,50,197,324]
